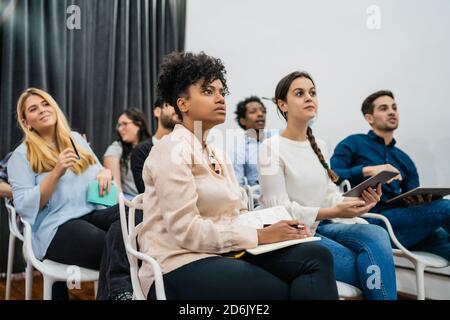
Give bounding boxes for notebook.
[87,180,118,207]
[246,237,322,255]
[235,206,321,255]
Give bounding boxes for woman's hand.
[333,198,375,219]
[333,184,382,219]
[96,168,112,196]
[53,148,78,178]
[360,184,382,207]
[257,220,312,245]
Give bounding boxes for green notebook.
[87,180,118,207]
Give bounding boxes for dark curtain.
[0,0,186,275]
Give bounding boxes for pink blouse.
[138,124,258,296]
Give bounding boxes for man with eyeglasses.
[97,98,180,300]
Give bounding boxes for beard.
[160,113,178,130]
[377,121,398,132]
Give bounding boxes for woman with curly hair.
[138,52,339,300]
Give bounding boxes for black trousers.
[44,205,121,299]
[148,242,339,300]
[96,209,143,299]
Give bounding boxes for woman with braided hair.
[258,71,397,300]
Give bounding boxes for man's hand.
[403,194,437,206]
[363,164,402,183]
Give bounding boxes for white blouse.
[258,134,358,235]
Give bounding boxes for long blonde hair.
[16,88,97,174]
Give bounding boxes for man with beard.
[97,98,180,300]
[331,90,449,261]
[131,98,180,193]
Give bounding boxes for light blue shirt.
[229,129,280,187]
[8,132,105,259]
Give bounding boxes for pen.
[70,137,81,160]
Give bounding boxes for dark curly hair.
[157,51,229,120]
[234,96,266,130]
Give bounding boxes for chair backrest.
[118,193,166,300]
[4,198,23,241]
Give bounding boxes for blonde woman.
[8,88,120,279]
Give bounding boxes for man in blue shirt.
[331,90,449,260]
[229,96,279,207]
[230,96,269,187]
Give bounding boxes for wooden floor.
[0,273,416,300]
[0,273,95,300]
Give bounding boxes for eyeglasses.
[116,121,133,130]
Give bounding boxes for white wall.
[185,0,450,186]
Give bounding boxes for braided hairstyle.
[274,71,339,183]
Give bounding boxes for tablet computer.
[385,187,450,204]
[342,170,398,197]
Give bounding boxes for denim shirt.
[229,129,280,187]
[331,130,419,210]
[0,152,12,182]
[8,132,104,259]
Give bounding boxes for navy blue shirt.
[331,130,419,210]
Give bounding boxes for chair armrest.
[360,213,433,265]
[125,244,167,300]
[340,180,351,193]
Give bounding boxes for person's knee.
[358,224,393,254]
[299,242,334,266]
[107,220,122,238]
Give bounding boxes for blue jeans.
[316,223,397,300]
[370,199,450,260]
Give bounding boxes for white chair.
[3,198,33,300]
[340,180,450,300]
[243,184,263,211]
[21,218,99,300]
[118,193,166,300]
[336,281,363,300]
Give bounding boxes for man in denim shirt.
[230,96,269,187]
[228,96,279,207]
[331,90,449,260]
[0,152,12,198]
